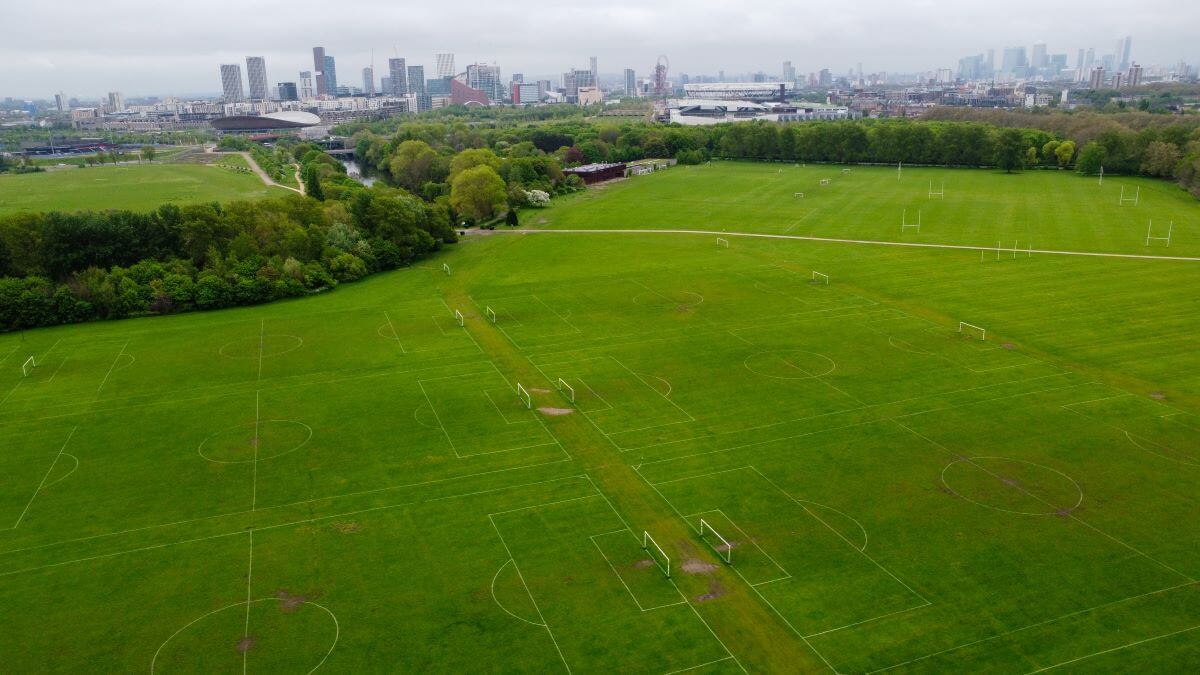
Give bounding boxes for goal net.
[699,518,733,564]
[642,531,671,578]
[454,309,464,327]
[516,383,532,409]
[486,306,497,324]
[555,377,575,403]
[716,237,729,248]
[811,271,829,285]
[958,322,986,341]
[21,356,37,377]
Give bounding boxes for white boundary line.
[489,229,1200,263]
[9,426,78,530]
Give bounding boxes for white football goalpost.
[1119,185,1140,206]
[820,178,831,186]
[516,382,531,409]
[901,209,921,233]
[793,192,805,199]
[642,531,671,578]
[716,237,729,248]
[442,263,451,276]
[958,322,986,341]
[842,168,851,174]
[699,518,733,564]
[554,377,575,403]
[454,309,464,327]
[928,181,944,199]
[21,356,37,377]
[485,306,497,324]
[1145,220,1173,247]
[811,271,829,285]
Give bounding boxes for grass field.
[0,160,285,216]
[536,162,1198,258]
[2,164,1199,672]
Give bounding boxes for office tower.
[782,61,796,84]
[562,68,594,99]
[986,49,995,76]
[362,67,375,96]
[1001,47,1027,76]
[105,91,124,112]
[467,63,503,101]
[436,53,455,78]
[276,82,298,101]
[219,64,244,102]
[1089,66,1104,89]
[1031,43,1047,70]
[380,77,393,94]
[1127,63,1143,87]
[590,56,598,83]
[313,47,327,96]
[299,71,315,99]
[1117,36,1132,71]
[1102,54,1116,72]
[511,73,523,83]
[1075,49,1085,80]
[624,68,636,96]
[407,65,425,94]
[388,58,407,96]
[245,56,268,100]
[818,69,831,86]
[54,93,66,112]
[323,55,338,94]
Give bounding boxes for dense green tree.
[140,145,156,163]
[1076,141,1107,175]
[994,128,1027,173]
[449,165,507,221]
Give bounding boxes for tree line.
[0,181,456,332]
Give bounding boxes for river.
[340,159,377,187]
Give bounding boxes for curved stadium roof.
[211,110,321,131]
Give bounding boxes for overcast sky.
[3,0,1198,99]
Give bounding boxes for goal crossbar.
[716,237,729,248]
[516,382,532,409]
[21,356,37,377]
[812,270,829,285]
[642,531,671,578]
[486,306,497,324]
[901,209,921,232]
[928,180,944,199]
[958,322,986,340]
[555,377,575,403]
[699,518,733,564]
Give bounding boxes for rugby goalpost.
[699,518,733,564]
[958,322,986,341]
[21,356,37,377]
[1145,220,1173,247]
[516,382,532,409]
[716,237,730,248]
[811,270,829,285]
[901,209,921,233]
[554,377,575,403]
[928,181,944,199]
[642,531,671,578]
[1119,185,1140,206]
[485,306,497,324]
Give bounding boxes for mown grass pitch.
[2,166,1200,672]
[535,161,1197,258]
[0,160,286,216]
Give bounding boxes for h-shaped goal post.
[21,356,37,377]
[1119,185,1140,206]
[1145,220,1173,247]
[642,531,671,578]
[555,377,575,403]
[928,180,945,199]
[958,322,986,341]
[699,518,733,564]
[901,209,921,233]
[516,382,532,409]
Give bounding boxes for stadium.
[210,110,322,132]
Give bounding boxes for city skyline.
[3,0,1198,99]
